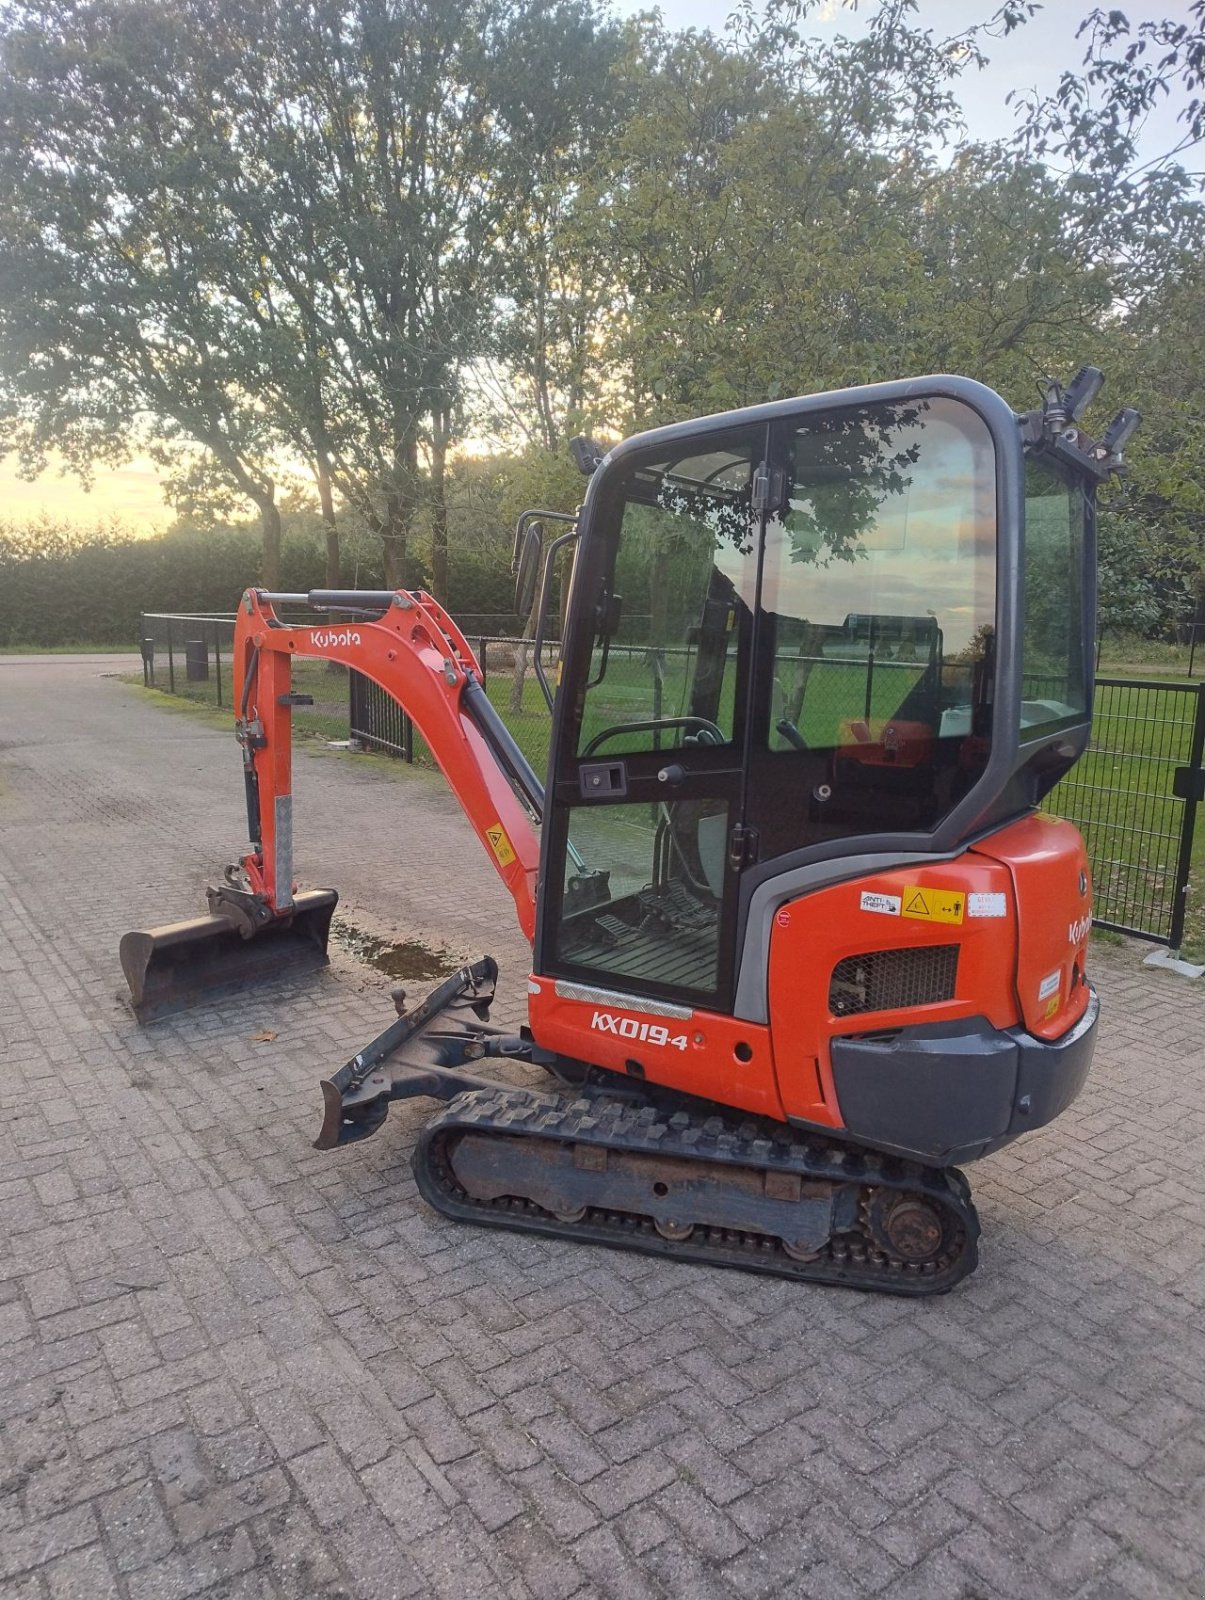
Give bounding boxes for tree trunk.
[258,494,282,588]
[430,418,449,604]
[786,622,827,727]
[381,426,420,588]
[509,591,541,716]
[380,489,406,588]
[316,456,341,588]
[381,528,406,588]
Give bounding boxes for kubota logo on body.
[591,1010,688,1051]
[1068,914,1091,944]
[309,628,361,648]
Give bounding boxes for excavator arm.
[119,585,546,1020]
[230,587,542,939]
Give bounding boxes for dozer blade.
[119,889,338,1022]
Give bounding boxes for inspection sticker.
[486,822,517,867]
[967,892,1008,919]
[860,891,902,916]
[901,887,965,925]
[1039,970,1061,1002]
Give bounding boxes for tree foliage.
[0,0,1202,624]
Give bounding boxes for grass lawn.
[127,656,352,744]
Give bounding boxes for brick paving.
[1,654,1203,1600]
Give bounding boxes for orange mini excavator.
[121,370,1138,1293]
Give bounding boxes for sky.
[0,0,1193,534]
[614,0,1191,153]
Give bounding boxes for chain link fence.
[139,612,353,741]
[1050,677,1205,949]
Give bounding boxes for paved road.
[1,658,1202,1600]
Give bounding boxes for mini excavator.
[121,370,1139,1293]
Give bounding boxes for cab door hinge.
[728,822,759,872]
[751,463,786,516]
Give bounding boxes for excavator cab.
[536,378,1095,1016]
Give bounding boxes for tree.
[0,0,624,595]
[479,4,636,452]
[0,1,292,579]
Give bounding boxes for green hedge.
[0,520,516,646]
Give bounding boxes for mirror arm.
[533,528,579,713]
[512,507,577,572]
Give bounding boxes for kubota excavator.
[121,369,1138,1293]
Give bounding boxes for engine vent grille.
[829,945,959,1017]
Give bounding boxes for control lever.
[657,764,685,786]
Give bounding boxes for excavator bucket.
[119,889,338,1022]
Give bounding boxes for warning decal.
[486,822,517,867]
[967,892,1008,918]
[901,886,965,925]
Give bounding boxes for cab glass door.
[545,425,767,1007]
[747,396,998,860]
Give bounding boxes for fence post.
[1168,680,1205,952]
[402,711,413,763]
[213,619,223,709]
[140,614,153,687]
[1190,622,1200,680]
[166,617,175,694]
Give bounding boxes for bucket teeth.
[119,888,338,1022]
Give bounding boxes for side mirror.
[514,521,543,618]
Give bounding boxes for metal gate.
[1050,677,1205,950]
[349,669,414,761]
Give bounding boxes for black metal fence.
[142,612,1205,953]
[1187,621,1205,678]
[140,611,354,740]
[350,635,561,768]
[140,612,237,705]
[1050,677,1205,950]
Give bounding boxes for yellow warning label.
[486,822,517,868]
[1043,995,1060,1020]
[901,886,966,925]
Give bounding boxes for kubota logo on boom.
[309,628,361,648]
[591,1010,688,1051]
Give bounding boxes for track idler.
[119,885,338,1022]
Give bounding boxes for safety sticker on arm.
[486,822,517,867]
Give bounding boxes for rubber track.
[412,1087,980,1296]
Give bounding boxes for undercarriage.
[315,960,979,1296]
